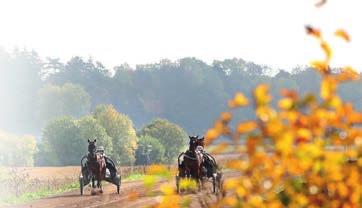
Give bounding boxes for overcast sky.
[0,0,361,71]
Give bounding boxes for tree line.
[0,49,361,166]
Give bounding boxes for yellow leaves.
[275,131,293,155]
[179,178,197,191]
[278,98,293,110]
[160,183,175,195]
[229,92,249,108]
[254,84,272,106]
[146,164,168,176]
[223,178,240,190]
[337,182,349,198]
[320,76,337,100]
[225,159,248,171]
[248,195,263,207]
[295,194,309,207]
[296,128,312,143]
[335,29,351,42]
[163,23,362,208]
[210,142,229,154]
[237,121,257,134]
[143,175,156,189]
[236,186,247,197]
[321,41,333,62]
[256,106,276,122]
[205,128,220,144]
[156,195,180,208]
[310,60,329,74]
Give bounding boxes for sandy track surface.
[10,171,240,208]
[8,154,242,208]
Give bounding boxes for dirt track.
[7,154,242,208]
[9,171,239,208]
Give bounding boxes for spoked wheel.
[114,174,121,194]
[79,175,84,195]
[176,175,180,194]
[212,175,217,193]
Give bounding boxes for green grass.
[0,172,145,206]
[124,173,144,181]
[0,182,79,206]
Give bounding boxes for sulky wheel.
[176,175,180,194]
[79,175,84,195]
[115,174,121,194]
[212,175,216,193]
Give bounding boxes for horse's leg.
[91,176,96,195]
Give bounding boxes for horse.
[87,139,106,194]
[179,136,205,190]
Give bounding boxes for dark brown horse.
[179,136,204,190]
[87,139,106,194]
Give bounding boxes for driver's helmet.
[196,145,204,153]
[96,146,105,154]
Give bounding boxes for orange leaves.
[310,60,329,74]
[205,128,220,144]
[305,25,321,39]
[337,66,359,82]
[237,121,257,134]
[335,29,351,42]
[220,112,232,122]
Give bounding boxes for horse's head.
[88,139,97,157]
[189,135,199,151]
[197,136,205,148]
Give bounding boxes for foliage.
[144,3,361,208]
[78,116,113,156]
[202,25,361,208]
[135,135,165,165]
[0,49,42,133]
[0,130,37,166]
[38,114,115,166]
[138,118,188,163]
[94,105,138,165]
[40,117,84,166]
[2,49,362,137]
[37,83,91,124]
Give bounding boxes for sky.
[0,0,361,71]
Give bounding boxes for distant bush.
[135,135,165,165]
[0,130,36,166]
[138,118,188,163]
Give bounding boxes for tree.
[94,105,138,165]
[0,130,37,166]
[37,83,91,125]
[41,117,84,166]
[135,135,165,165]
[78,116,113,156]
[138,118,187,163]
[0,49,43,134]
